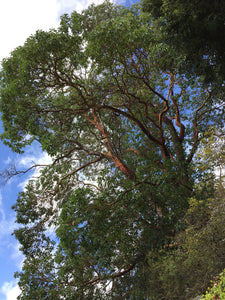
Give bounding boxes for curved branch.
[187,89,211,163]
[0,163,50,185]
[85,109,137,181]
[168,74,185,141]
[81,261,136,288]
[57,156,103,187]
[95,104,162,146]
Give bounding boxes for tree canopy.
[0,1,224,299]
[142,0,225,86]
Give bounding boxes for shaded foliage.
[0,1,224,299]
[142,0,225,86]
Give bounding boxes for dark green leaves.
[1,1,223,298]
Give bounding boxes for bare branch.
[57,156,103,188]
[0,163,49,185]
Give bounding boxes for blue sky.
[0,0,136,299]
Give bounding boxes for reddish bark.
[85,109,136,181]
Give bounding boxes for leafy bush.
[202,271,225,299]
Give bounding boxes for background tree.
[0,1,224,298]
[142,0,225,87]
[142,132,225,299]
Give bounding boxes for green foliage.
[196,128,225,186]
[202,271,225,299]
[142,0,225,86]
[0,1,224,298]
[13,165,190,298]
[143,179,225,299]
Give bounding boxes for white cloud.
[0,0,112,63]
[17,144,52,190]
[57,0,108,15]
[0,193,16,237]
[0,193,5,220]
[0,0,61,62]
[3,157,12,165]
[0,281,21,300]
[0,214,15,237]
[10,243,24,271]
[17,145,52,169]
